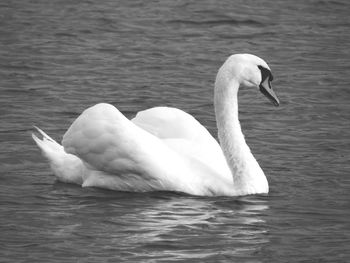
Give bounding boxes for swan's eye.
[258,65,273,83]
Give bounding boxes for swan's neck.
[214,77,268,195]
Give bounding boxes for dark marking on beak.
[258,66,280,107]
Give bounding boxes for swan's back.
[132,107,215,143]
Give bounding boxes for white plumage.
[33,54,279,196]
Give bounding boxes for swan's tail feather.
[32,126,64,159]
[32,126,83,185]
[33,126,56,143]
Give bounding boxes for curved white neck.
[214,73,268,195]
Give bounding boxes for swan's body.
[33,54,279,196]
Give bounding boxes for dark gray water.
[1,0,350,262]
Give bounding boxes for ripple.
[168,18,264,27]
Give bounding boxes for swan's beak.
[259,78,280,106]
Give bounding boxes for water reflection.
[96,192,270,261]
[10,183,270,261]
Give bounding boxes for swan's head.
[218,53,280,106]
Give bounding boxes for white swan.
[32,54,279,196]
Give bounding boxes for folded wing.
[62,103,231,194]
[132,107,231,181]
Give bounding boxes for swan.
[32,53,279,196]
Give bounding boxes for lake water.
[1,0,349,262]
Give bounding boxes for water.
[1,0,349,262]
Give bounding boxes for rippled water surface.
[1,0,350,262]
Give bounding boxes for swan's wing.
[132,107,231,181]
[61,103,230,194]
[162,138,232,182]
[132,106,216,144]
[62,103,166,188]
